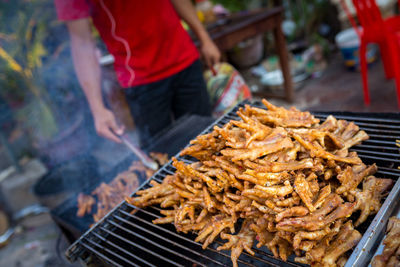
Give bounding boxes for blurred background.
[0,0,399,266]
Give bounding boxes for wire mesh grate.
[66,101,400,267]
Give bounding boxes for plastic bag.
[204,62,252,117]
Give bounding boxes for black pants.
[124,60,211,147]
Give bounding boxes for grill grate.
[66,101,400,267]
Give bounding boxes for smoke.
[0,0,148,206]
[0,0,115,192]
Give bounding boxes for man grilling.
[55,0,220,146]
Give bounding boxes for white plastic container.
[335,27,377,70]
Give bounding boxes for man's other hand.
[93,107,124,143]
[200,39,221,70]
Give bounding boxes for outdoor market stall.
[1,1,400,267]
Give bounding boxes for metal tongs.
[120,134,159,171]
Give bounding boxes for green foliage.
[0,0,61,140]
[284,0,332,44]
[0,1,53,71]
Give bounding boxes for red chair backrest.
[352,0,384,28]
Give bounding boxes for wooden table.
[206,7,294,102]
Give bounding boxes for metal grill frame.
[66,100,400,267]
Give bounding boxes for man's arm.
[66,18,123,143]
[170,0,221,68]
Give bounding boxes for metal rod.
[354,144,399,151]
[352,148,400,158]
[318,119,400,129]
[121,208,300,267]
[249,246,302,267]
[81,239,125,267]
[363,139,397,145]
[357,122,400,129]
[378,166,400,173]
[358,153,400,163]
[359,126,400,135]
[107,218,195,267]
[376,170,400,177]
[109,215,211,266]
[252,250,296,267]
[164,164,177,170]
[177,158,194,165]
[358,122,400,130]
[91,231,157,267]
[120,135,158,171]
[96,227,170,267]
[220,118,231,124]
[213,240,280,267]
[313,114,400,124]
[118,209,227,266]
[151,177,163,183]
[204,246,257,267]
[162,169,176,175]
[367,133,400,139]
[146,206,162,212]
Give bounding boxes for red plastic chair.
[343,0,400,107]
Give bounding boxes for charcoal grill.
[50,115,214,242]
[66,100,400,267]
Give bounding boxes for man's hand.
[200,38,221,69]
[170,0,221,69]
[66,19,124,143]
[93,107,124,143]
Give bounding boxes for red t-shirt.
[55,0,199,88]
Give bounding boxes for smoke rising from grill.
[0,0,146,206]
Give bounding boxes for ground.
[249,52,399,112]
[0,52,398,267]
[0,213,79,267]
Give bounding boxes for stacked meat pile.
[372,217,400,267]
[127,99,393,267]
[77,152,168,223]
